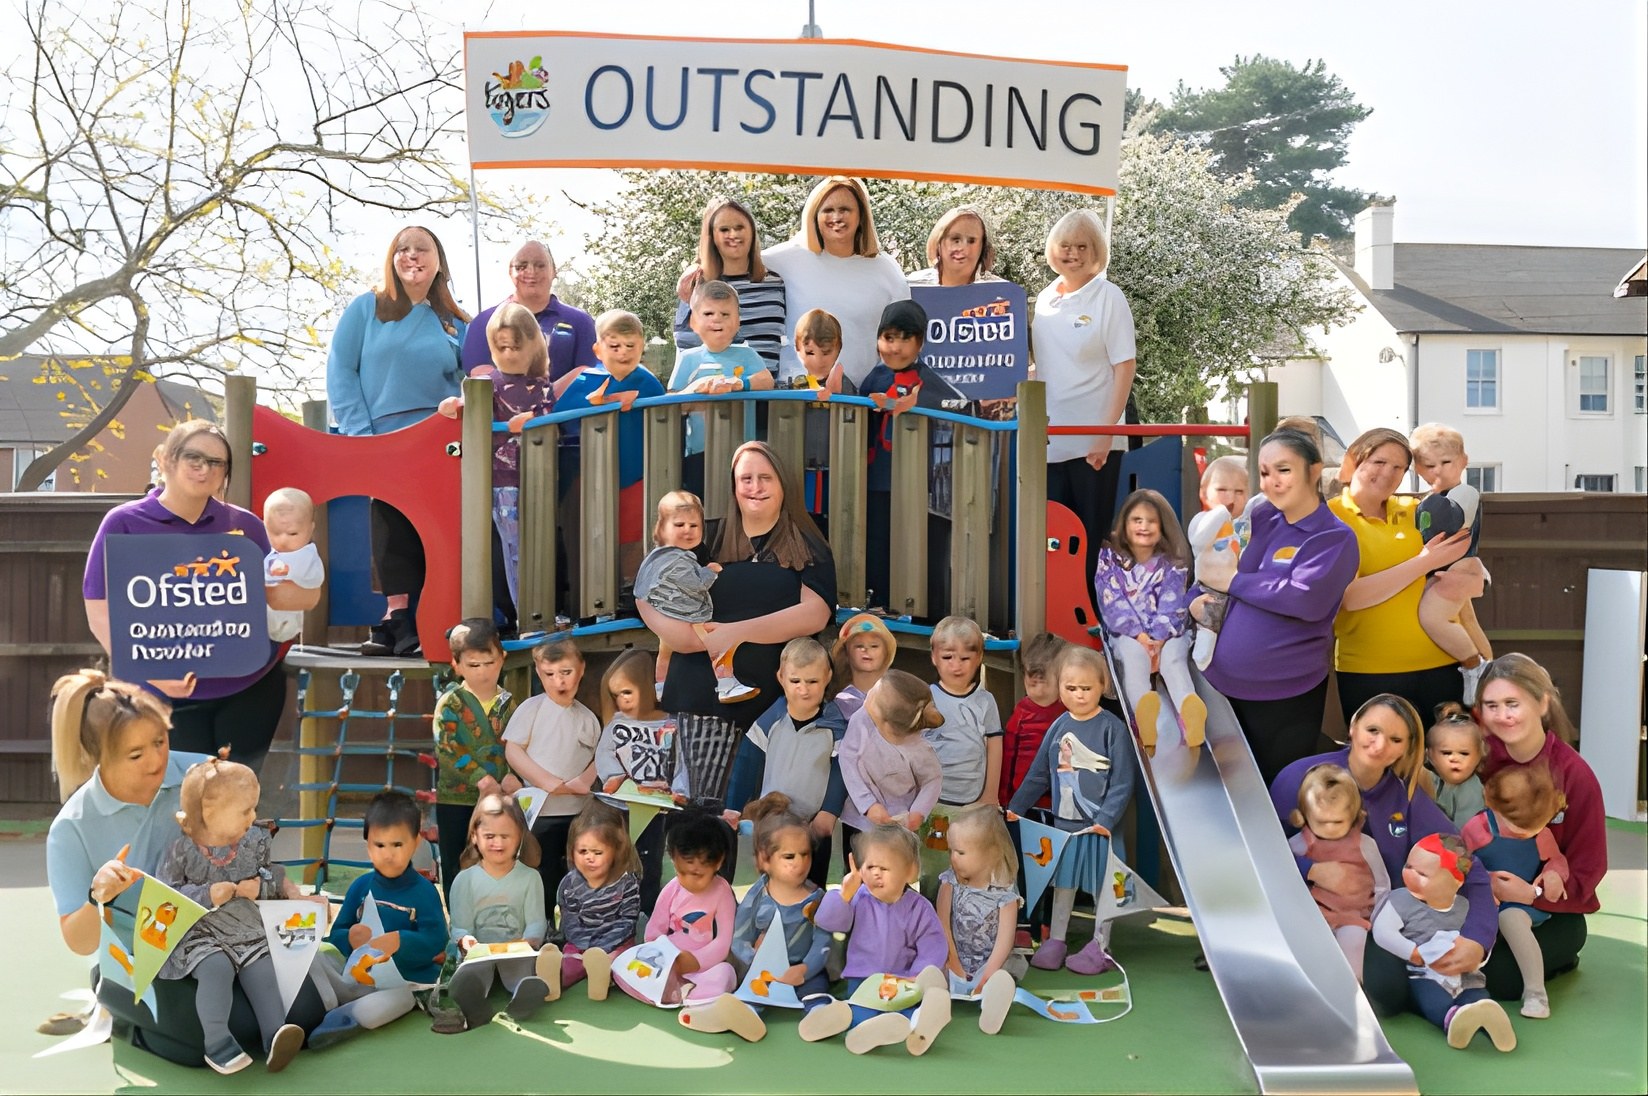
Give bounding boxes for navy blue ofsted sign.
[105,534,271,681]
[910,281,1030,401]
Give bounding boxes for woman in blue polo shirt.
[81,419,311,775]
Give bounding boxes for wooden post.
[889,413,929,618]
[767,396,806,487]
[643,402,683,529]
[517,419,558,634]
[1246,382,1279,488]
[950,421,991,622]
[460,376,494,623]
[580,409,620,617]
[1015,381,1048,641]
[702,399,740,519]
[300,400,330,642]
[830,401,868,609]
[223,375,255,510]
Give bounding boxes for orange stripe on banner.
[466,158,1116,196]
[461,30,1127,73]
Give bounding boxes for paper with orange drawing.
[732,922,803,1009]
[259,899,329,1012]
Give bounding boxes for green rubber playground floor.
[4,822,1643,1094]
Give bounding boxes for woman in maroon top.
[1475,653,1605,999]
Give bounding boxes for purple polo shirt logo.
[1387,811,1408,840]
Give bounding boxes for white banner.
[464,33,1126,194]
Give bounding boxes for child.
[830,611,896,722]
[315,792,441,1047]
[444,794,551,1030]
[935,804,1022,1034]
[836,670,945,871]
[1409,423,1493,703]
[540,802,640,1001]
[1371,834,1516,1052]
[678,793,829,1043]
[859,299,964,611]
[594,649,679,911]
[432,618,519,893]
[155,755,310,1074]
[1461,766,1570,1019]
[800,824,951,1056]
[1000,633,1067,807]
[724,637,849,887]
[1427,702,1486,825]
[502,636,600,910]
[1008,646,1137,974]
[667,281,777,498]
[634,490,755,703]
[438,302,555,623]
[793,309,845,532]
[262,487,323,643]
[927,615,1003,809]
[557,310,666,582]
[629,810,738,1006]
[1200,455,1250,516]
[1286,764,1391,979]
[1094,488,1206,750]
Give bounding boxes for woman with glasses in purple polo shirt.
[81,420,317,775]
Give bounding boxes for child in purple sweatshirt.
[798,825,951,1056]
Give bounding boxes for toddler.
[593,649,679,911]
[1094,488,1205,750]
[635,490,755,703]
[936,804,1022,1034]
[1286,764,1390,979]
[1462,766,1570,1019]
[1426,702,1486,825]
[830,612,896,722]
[724,637,848,888]
[502,636,599,917]
[432,618,520,892]
[678,794,828,1043]
[557,310,664,580]
[155,755,310,1074]
[1008,646,1137,975]
[800,825,950,1056]
[262,487,323,643]
[793,308,845,531]
[1000,633,1067,807]
[1200,455,1250,516]
[1371,834,1515,1052]
[438,302,554,622]
[444,795,551,1030]
[667,280,776,489]
[836,670,945,871]
[1410,423,1493,702]
[927,615,1003,809]
[859,299,964,611]
[540,802,641,1001]
[629,809,738,1006]
[313,792,440,1048]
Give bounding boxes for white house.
[1272,204,1647,493]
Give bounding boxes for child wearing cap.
[858,300,965,614]
[831,612,898,722]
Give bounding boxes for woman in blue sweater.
[326,226,469,656]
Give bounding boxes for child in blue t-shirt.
[311,792,445,1047]
[667,280,776,498]
[858,299,964,612]
[557,309,666,582]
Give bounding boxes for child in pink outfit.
[628,810,738,1005]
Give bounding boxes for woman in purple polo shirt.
[1199,428,1359,784]
[82,420,313,775]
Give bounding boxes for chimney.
[1354,202,1395,291]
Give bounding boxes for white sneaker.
[716,676,759,703]
[1461,661,1488,704]
[1520,989,1550,1019]
[655,681,666,702]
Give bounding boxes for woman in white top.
[1031,209,1138,581]
[905,205,1006,288]
[762,176,909,388]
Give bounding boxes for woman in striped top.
[673,197,788,377]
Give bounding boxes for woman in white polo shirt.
[1031,209,1138,582]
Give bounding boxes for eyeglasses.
[179,450,229,472]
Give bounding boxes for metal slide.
[1120,672,1418,1095]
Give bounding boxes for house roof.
[0,357,216,446]
[1343,244,1648,336]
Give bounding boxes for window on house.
[1465,349,1499,410]
[1636,466,1645,494]
[1574,473,1616,492]
[1577,356,1610,413]
[1464,465,1498,493]
[1635,355,1645,413]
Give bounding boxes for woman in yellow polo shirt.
[1327,428,1472,725]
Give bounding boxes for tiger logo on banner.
[128,876,208,998]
